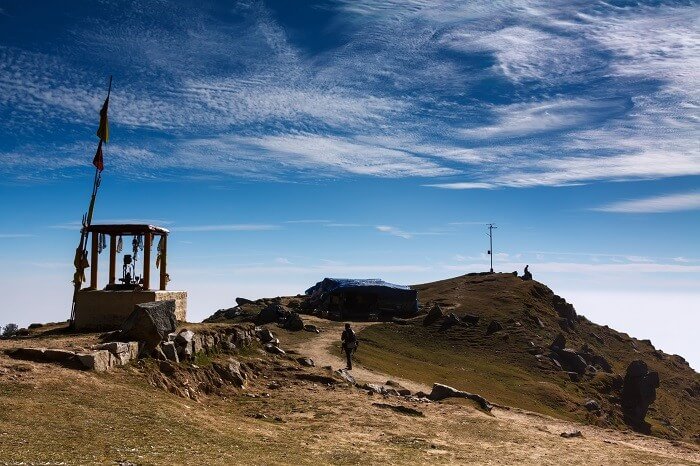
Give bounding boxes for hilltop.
[357,272,699,441]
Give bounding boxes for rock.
[303,324,320,333]
[363,383,384,394]
[92,341,136,365]
[121,300,177,352]
[391,317,410,325]
[334,369,356,385]
[372,403,424,417]
[175,330,194,347]
[15,328,30,336]
[550,333,566,351]
[592,333,604,344]
[556,348,587,375]
[161,341,180,363]
[552,295,577,321]
[42,349,79,363]
[428,383,492,412]
[297,357,315,367]
[264,343,285,355]
[444,313,462,327]
[561,431,582,438]
[584,399,601,411]
[534,316,545,328]
[622,360,660,430]
[257,327,275,343]
[174,330,195,360]
[385,380,411,396]
[213,359,246,387]
[567,372,581,382]
[423,305,444,326]
[269,338,280,347]
[236,297,254,306]
[485,320,503,335]
[461,314,480,326]
[28,323,43,329]
[76,350,112,372]
[283,312,304,331]
[256,304,289,325]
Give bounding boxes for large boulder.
[428,383,492,412]
[550,333,566,351]
[423,305,444,326]
[622,360,660,430]
[555,348,588,375]
[283,312,304,331]
[256,304,289,325]
[236,297,254,306]
[76,350,112,372]
[121,300,177,352]
[552,295,577,321]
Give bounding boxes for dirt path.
[288,316,430,393]
[285,316,700,464]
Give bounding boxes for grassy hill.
[353,273,699,442]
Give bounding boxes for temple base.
[74,289,187,331]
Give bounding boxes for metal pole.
[487,223,497,273]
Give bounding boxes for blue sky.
[0,1,698,367]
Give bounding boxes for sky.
[0,0,698,368]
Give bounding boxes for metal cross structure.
[487,223,497,273]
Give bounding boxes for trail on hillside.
[290,316,430,393]
[288,316,700,464]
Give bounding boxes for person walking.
[341,323,358,370]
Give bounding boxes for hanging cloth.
[97,233,107,254]
[156,236,163,269]
[116,235,123,253]
[132,236,140,261]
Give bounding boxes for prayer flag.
[96,95,110,142]
[93,140,104,171]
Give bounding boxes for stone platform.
[73,289,187,331]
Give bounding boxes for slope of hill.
[353,273,699,442]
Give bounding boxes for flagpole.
[69,76,112,328]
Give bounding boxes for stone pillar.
[143,233,151,290]
[90,231,99,289]
[159,234,168,291]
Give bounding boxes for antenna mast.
[487,223,497,273]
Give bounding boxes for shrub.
[2,323,19,337]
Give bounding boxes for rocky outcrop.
[428,383,492,412]
[622,360,660,430]
[282,312,304,331]
[486,320,503,335]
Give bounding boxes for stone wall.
[73,290,187,331]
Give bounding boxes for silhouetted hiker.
[523,264,532,280]
[341,323,358,370]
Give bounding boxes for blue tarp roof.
[306,278,413,295]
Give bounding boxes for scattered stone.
[297,357,315,367]
[334,368,356,385]
[485,320,503,335]
[76,350,112,372]
[161,341,179,363]
[385,380,411,396]
[428,383,492,412]
[550,333,566,351]
[622,360,660,430]
[264,344,285,355]
[560,431,583,438]
[584,399,601,411]
[303,324,320,333]
[461,314,480,326]
[121,300,177,352]
[256,304,289,325]
[282,312,305,331]
[556,348,588,375]
[372,403,424,417]
[257,327,275,343]
[423,305,444,326]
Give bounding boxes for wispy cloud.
[0,233,36,239]
[592,191,700,213]
[169,224,280,232]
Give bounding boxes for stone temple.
[73,223,187,330]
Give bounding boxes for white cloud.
[0,233,36,239]
[593,191,700,213]
[169,224,280,232]
[424,182,494,190]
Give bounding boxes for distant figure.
[522,264,533,281]
[341,323,359,370]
